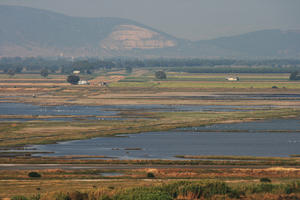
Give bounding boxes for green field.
[110,72,300,89]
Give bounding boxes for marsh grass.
[175,155,300,162]
[1,156,300,166]
[1,108,300,148]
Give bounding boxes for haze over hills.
[0,5,300,58]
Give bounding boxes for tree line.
[1,57,300,75]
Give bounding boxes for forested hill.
[196,29,300,58]
[0,5,300,58]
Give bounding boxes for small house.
[226,77,240,81]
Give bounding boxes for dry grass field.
[1,167,300,199]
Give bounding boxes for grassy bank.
[1,155,300,165]
[0,108,300,147]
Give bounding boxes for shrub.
[202,182,231,198]
[284,181,300,194]
[114,188,172,200]
[54,192,71,200]
[28,172,41,178]
[260,177,271,183]
[69,191,88,200]
[29,194,41,200]
[272,86,278,89]
[251,183,275,193]
[228,189,245,199]
[147,172,155,178]
[99,195,112,200]
[160,181,231,199]
[52,191,88,200]
[11,196,28,200]
[177,182,203,199]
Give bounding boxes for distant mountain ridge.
[197,29,300,58]
[0,5,299,58]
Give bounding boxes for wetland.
[1,71,300,199]
[0,102,279,122]
[32,119,300,159]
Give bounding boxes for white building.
[78,80,90,85]
[73,70,80,75]
[226,77,240,81]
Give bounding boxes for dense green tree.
[67,75,80,85]
[289,71,299,80]
[7,69,16,76]
[126,66,132,74]
[155,71,167,79]
[28,172,41,178]
[40,68,49,78]
[1,57,300,75]
[86,69,92,74]
[260,177,271,183]
[147,172,155,178]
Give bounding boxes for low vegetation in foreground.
[1,165,300,199]
[7,181,300,200]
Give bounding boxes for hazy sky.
[1,0,300,40]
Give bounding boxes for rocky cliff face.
[101,25,177,51]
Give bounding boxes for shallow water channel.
[0,102,271,121]
[0,103,117,121]
[32,119,300,159]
